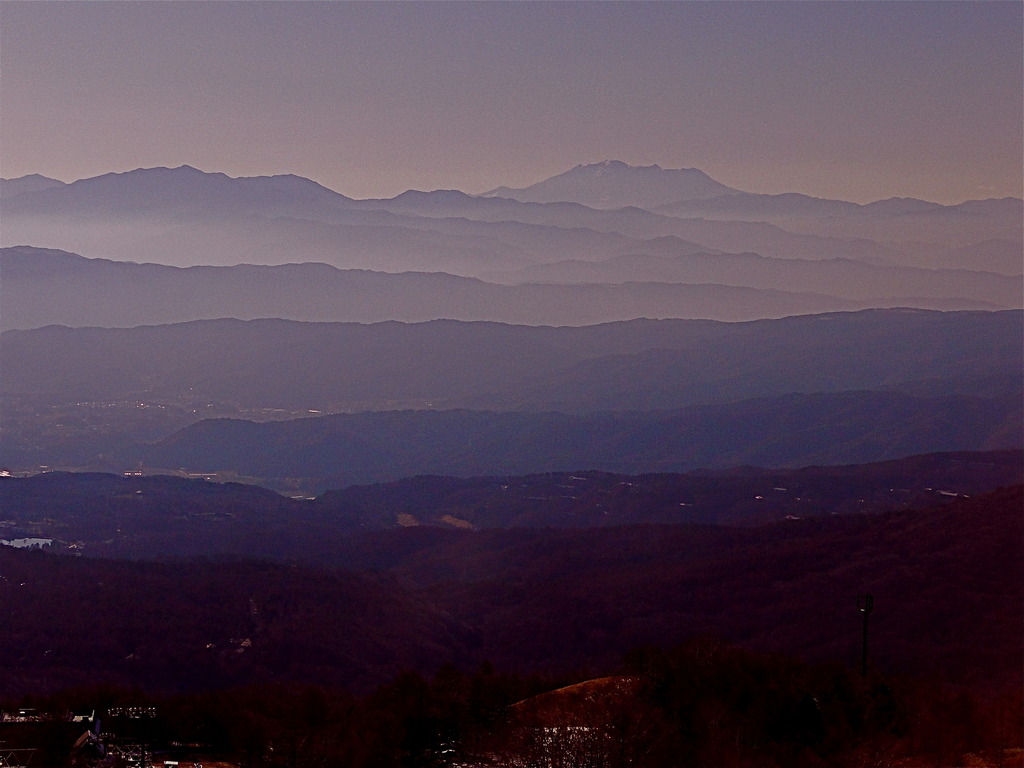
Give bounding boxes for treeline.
[15,638,1023,767]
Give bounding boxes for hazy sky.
[1,1,1021,203]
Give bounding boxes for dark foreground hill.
[0,485,1017,698]
[1,450,1018,560]
[311,448,1024,530]
[395,485,1023,692]
[0,552,459,696]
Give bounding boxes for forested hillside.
[0,483,1017,698]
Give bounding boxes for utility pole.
[857,593,874,677]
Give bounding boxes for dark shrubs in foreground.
[14,639,1022,768]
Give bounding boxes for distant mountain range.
[481,160,740,208]
[2,163,1020,486]
[1,159,1020,736]
[3,162,1020,277]
[3,246,1016,330]
[487,250,1019,305]
[0,173,65,199]
[3,310,1019,487]
[4,310,1018,411]
[0,164,352,216]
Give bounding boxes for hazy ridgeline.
[2,308,1019,490]
[0,161,1020,765]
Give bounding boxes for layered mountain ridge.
[2,160,1020,487]
[482,160,740,208]
[4,246,1017,331]
[0,159,1020,748]
[3,162,1020,274]
[3,310,1019,490]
